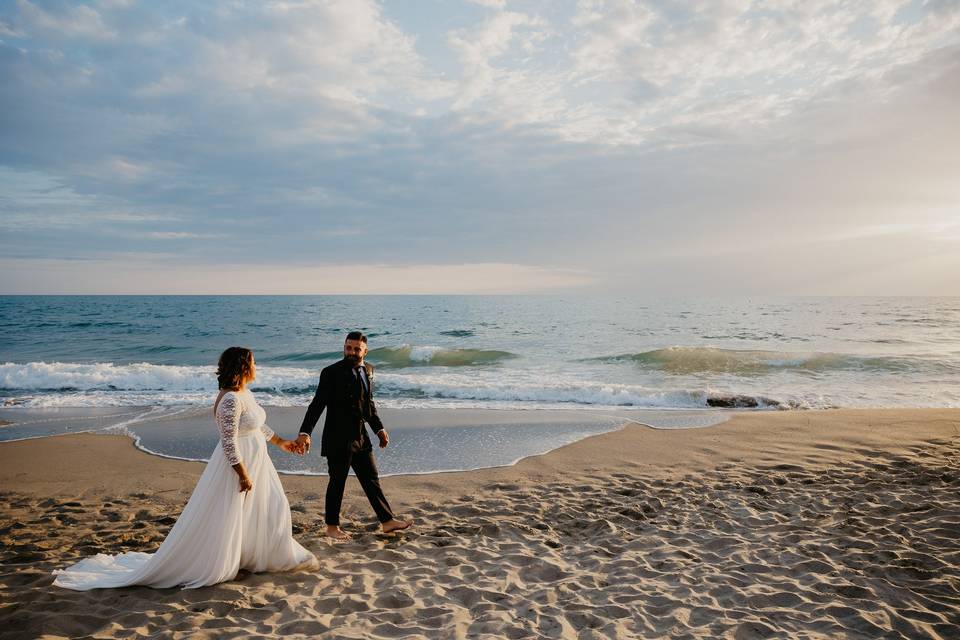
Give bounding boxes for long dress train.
[53,389,316,590]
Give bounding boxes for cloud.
[139,231,219,240]
[131,0,452,111]
[447,8,554,116]
[468,0,508,9]
[559,0,960,144]
[0,167,176,231]
[16,0,115,40]
[0,1,958,294]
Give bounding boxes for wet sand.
[1,409,958,639]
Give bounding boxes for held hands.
[273,433,307,456]
[277,434,310,456]
[293,433,311,455]
[280,431,382,453]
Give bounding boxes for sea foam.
[0,361,796,409]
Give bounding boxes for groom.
[295,331,409,539]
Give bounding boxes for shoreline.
[1,407,956,500]
[2,408,958,639]
[0,405,733,478]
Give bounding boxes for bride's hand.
[239,475,253,493]
[278,439,299,454]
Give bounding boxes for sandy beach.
[1,408,958,639]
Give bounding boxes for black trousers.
[324,450,394,526]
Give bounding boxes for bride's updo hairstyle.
[217,347,254,390]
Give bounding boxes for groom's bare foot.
[325,525,350,540]
[381,519,411,534]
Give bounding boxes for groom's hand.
[295,433,311,455]
[377,429,389,449]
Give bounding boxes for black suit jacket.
[298,358,384,458]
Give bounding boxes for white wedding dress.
[53,389,317,590]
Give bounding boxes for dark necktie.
[352,367,366,445]
[353,367,366,399]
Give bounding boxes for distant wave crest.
[589,347,941,375]
[367,345,515,368]
[439,330,476,337]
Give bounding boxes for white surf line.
[581,409,733,430]
[97,405,201,432]
[366,413,631,478]
[1,406,734,473]
[451,410,734,474]
[0,430,107,444]
[280,411,736,477]
[370,420,631,478]
[98,406,182,433]
[125,439,210,465]
[0,409,147,427]
[275,413,632,478]
[0,407,171,444]
[97,405,215,464]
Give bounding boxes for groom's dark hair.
[346,331,367,344]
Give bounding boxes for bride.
[54,347,317,590]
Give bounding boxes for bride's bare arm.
[262,425,298,453]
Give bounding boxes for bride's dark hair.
[217,347,254,390]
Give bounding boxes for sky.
[1,0,958,295]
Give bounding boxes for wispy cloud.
[447,8,552,115]
[139,231,219,240]
[16,0,116,40]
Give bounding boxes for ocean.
[1,295,958,473]
[3,295,959,410]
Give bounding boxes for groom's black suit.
[299,358,394,526]
[300,358,383,457]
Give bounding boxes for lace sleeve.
[260,423,275,441]
[216,393,242,465]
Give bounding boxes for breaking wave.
[589,347,946,376]
[0,361,314,397]
[0,361,803,409]
[373,373,796,409]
